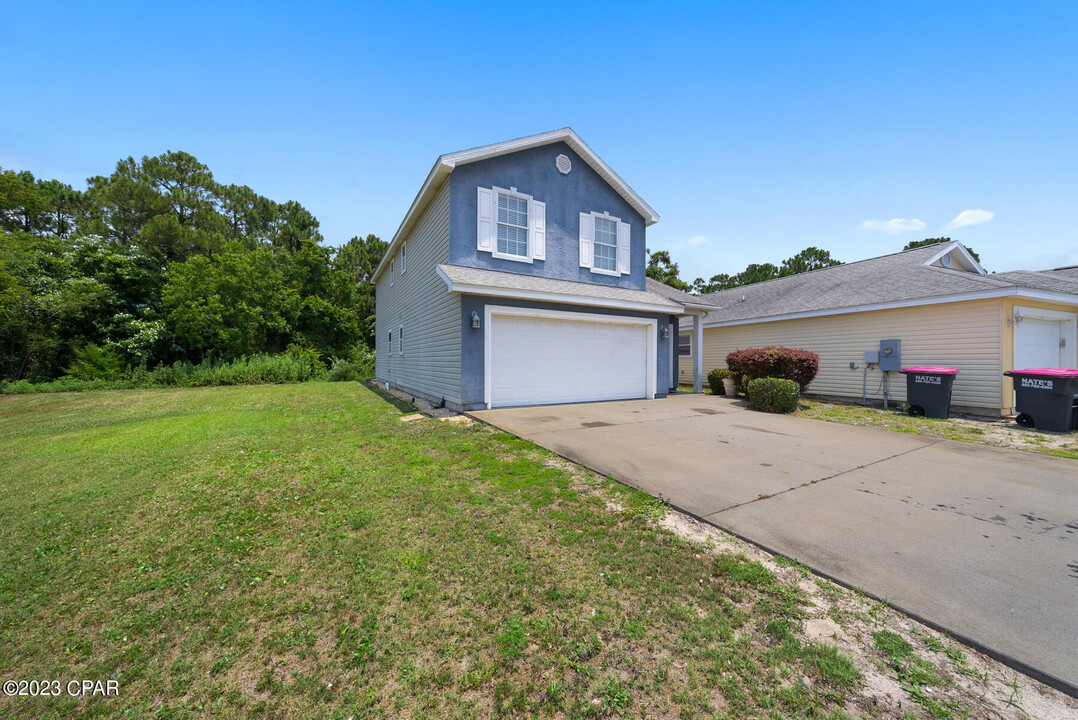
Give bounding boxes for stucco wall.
[458,295,674,410]
[375,181,461,405]
[681,299,1007,413]
[448,142,647,291]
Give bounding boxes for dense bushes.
[707,368,731,395]
[1,345,374,394]
[2,156,388,384]
[726,347,820,391]
[747,378,800,414]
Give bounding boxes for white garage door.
[489,313,651,408]
[1014,317,1064,370]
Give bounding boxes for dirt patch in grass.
[799,399,1078,459]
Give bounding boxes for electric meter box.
[879,339,901,371]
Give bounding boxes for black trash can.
[900,366,959,418]
[1003,368,1078,432]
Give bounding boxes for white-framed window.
[678,332,691,357]
[476,186,545,263]
[398,324,404,355]
[389,259,394,286]
[593,216,618,272]
[401,241,407,273]
[578,211,630,276]
[387,329,393,354]
[497,191,529,258]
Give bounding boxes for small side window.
[390,260,394,286]
[388,330,393,354]
[398,324,404,355]
[678,333,691,357]
[401,242,407,273]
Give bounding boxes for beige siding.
[375,182,462,404]
[682,300,1005,412]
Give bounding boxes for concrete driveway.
[470,393,1078,696]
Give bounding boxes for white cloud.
[686,234,709,247]
[857,218,926,234]
[946,209,994,229]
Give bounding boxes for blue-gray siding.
[375,181,461,405]
[449,142,647,291]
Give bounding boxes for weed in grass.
[919,631,945,652]
[712,551,775,587]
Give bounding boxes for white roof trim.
[702,287,1078,328]
[921,241,986,275]
[373,128,658,283]
[436,266,681,315]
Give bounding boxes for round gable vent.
[941,254,952,267]
[555,154,572,175]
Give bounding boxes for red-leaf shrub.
[726,347,820,391]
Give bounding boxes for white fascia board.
[436,268,682,315]
[702,287,1078,328]
[922,241,987,275]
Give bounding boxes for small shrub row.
[727,346,820,391]
[747,377,800,414]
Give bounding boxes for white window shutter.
[617,221,631,275]
[579,212,593,268]
[529,199,545,260]
[477,187,494,252]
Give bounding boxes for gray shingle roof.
[438,264,683,311]
[682,243,1078,325]
[643,277,713,307]
[992,270,1078,294]
[1048,266,1078,281]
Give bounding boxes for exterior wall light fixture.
[471,311,481,329]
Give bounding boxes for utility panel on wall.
[879,339,901,371]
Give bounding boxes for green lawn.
[0,383,1052,719]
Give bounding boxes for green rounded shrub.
[746,377,800,414]
[707,368,731,395]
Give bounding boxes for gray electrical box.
[864,350,880,364]
[879,339,901,371]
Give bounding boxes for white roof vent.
[940,253,952,267]
[555,154,572,175]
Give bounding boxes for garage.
[485,307,656,408]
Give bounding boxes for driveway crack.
[704,439,944,517]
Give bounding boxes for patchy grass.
[798,399,1078,459]
[1,383,1075,719]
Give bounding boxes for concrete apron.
[468,394,1078,698]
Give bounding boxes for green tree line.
[1,152,387,382]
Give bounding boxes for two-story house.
[373,129,705,410]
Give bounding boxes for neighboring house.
[373,129,706,410]
[678,241,1078,415]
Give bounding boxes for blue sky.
[2,1,1076,278]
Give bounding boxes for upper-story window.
[389,259,394,286]
[401,241,407,273]
[497,193,529,258]
[593,217,618,272]
[477,186,545,263]
[579,211,630,277]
